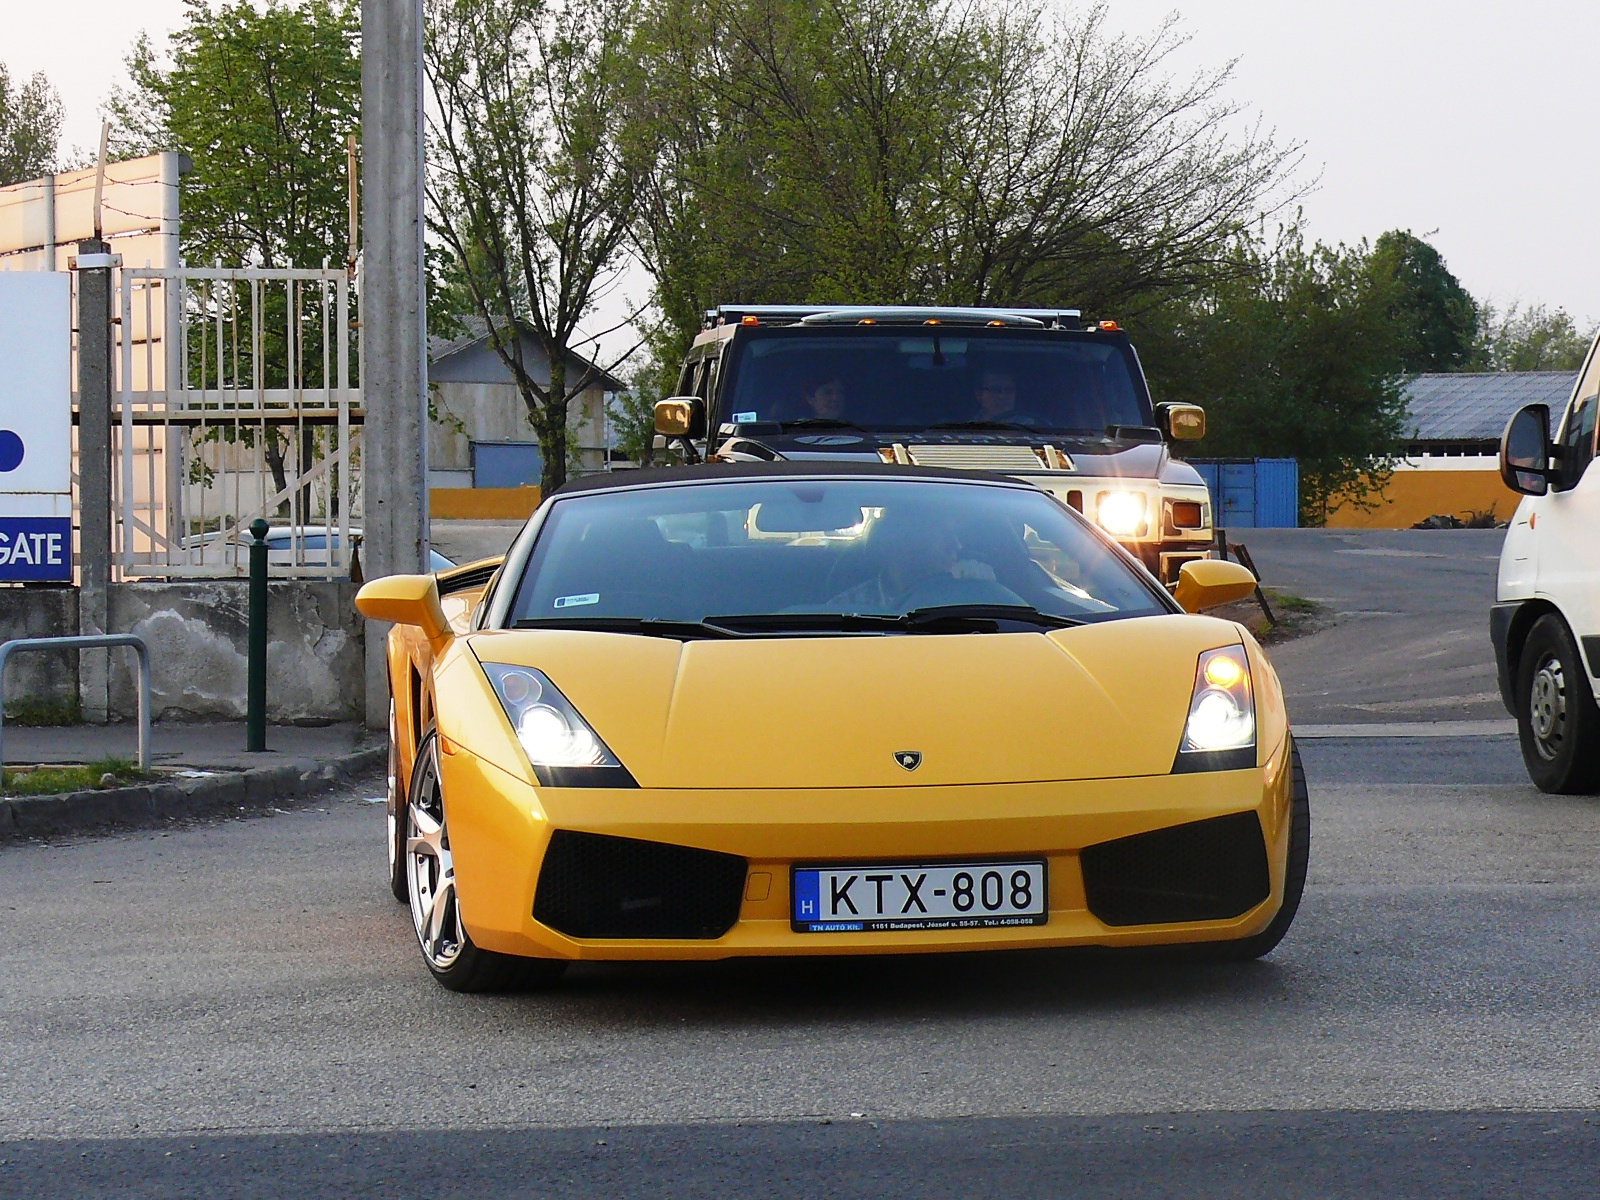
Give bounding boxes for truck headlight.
[1096,490,1147,538]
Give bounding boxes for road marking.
[1294,720,1515,739]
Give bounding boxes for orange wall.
[1327,470,1518,529]
[430,487,542,520]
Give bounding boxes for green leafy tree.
[1369,230,1478,372]
[1139,228,1408,525]
[625,0,1299,354]
[0,61,65,185]
[108,0,361,517]
[426,0,641,493]
[109,0,360,269]
[1469,302,1594,372]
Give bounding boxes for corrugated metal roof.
[1402,372,1576,442]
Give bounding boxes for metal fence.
[113,265,363,579]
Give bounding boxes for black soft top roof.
[550,460,1024,496]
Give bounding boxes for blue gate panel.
[1186,458,1299,528]
[1253,459,1299,528]
[472,441,544,489]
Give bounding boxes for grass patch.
[3,694,84,726]
[1,757,150,797]
[1211,586,1331,646]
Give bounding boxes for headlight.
[1173,645,1256,771]
[481,662,634,786]
[1096,490,1147,538]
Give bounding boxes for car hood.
[456,615,1281,789]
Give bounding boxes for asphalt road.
[6,531,1599,1197]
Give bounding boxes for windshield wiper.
[698,612,901,635]
[899,604,1085,631]
[513,616,735,640]
[926,420,1042,434]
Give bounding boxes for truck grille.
[905,445,1046,471]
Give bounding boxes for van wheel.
[1516,615,1600,795]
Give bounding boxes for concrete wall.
[110,582,363,722]
[0,587,79,717]
[3,581,363,723]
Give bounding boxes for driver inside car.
[825,512,996,611]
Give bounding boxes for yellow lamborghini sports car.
[356,464,1308,991]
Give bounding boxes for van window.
[1558,392,1597,488]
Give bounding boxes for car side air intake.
[1080,811,1271,926]
[533,830,748,939]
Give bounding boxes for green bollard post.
[247,519,269,752]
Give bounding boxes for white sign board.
[0,271,73,580]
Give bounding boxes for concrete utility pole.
[75,238,115,724]
[361,0,431,728]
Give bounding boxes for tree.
[426,0,641,493]
[108,0,361,517]
[625,0,1299,352]
[109,0,360,269]
[1370,230,1478,372]
[0,61,65,186]
[1139,228,1408,525]
[1469,302,1594,373]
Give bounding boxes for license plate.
[791,860,1047,932]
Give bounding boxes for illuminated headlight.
[1176,645,1256,765]
[481,662,623,774]
[1096,490,1147,537]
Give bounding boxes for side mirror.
[1158,403,1206,442]
[654,396,704,438]
[1500,403,1552,496]
[355,574,450,645]
[1174,558,1258,613]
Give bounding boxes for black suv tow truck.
[654,305,1214,585]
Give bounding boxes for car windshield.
[719,328,1149,434]
[508,477,1167,633]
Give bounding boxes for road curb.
[0,745,386,842]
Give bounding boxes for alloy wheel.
[406,739,464,969]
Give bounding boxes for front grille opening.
[1080,811,1270,926]
[533,830,747,939]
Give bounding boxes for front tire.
[404,732,567,992]
[1515,614,1600,795]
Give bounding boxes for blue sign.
[0,517,73,582]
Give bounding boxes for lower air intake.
[533,830,747,940]
[1080,811,1270,926]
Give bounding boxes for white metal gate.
[114,266,363,579]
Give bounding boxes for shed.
[427,318,627,488]
[1401,372,1576,457]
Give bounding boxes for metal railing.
[0,635,152,773]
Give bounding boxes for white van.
[1493,334,1600,793]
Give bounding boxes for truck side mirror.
[1158,403,1206,441]
[654,396,705,438]
[1500,403,1551,496]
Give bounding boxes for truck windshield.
[720,328,1150,434]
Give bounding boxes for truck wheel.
[1516,614,1600,795]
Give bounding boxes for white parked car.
[184,525,455,578]
[1493,333,1600,793]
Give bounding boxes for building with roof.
[427,318,626,516]
[1328,371,1578,528]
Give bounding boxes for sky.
[8,0,1600,334]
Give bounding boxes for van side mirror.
[1158,403,1206,442]
[1500,403,1551,496]
[654,396,705,438]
